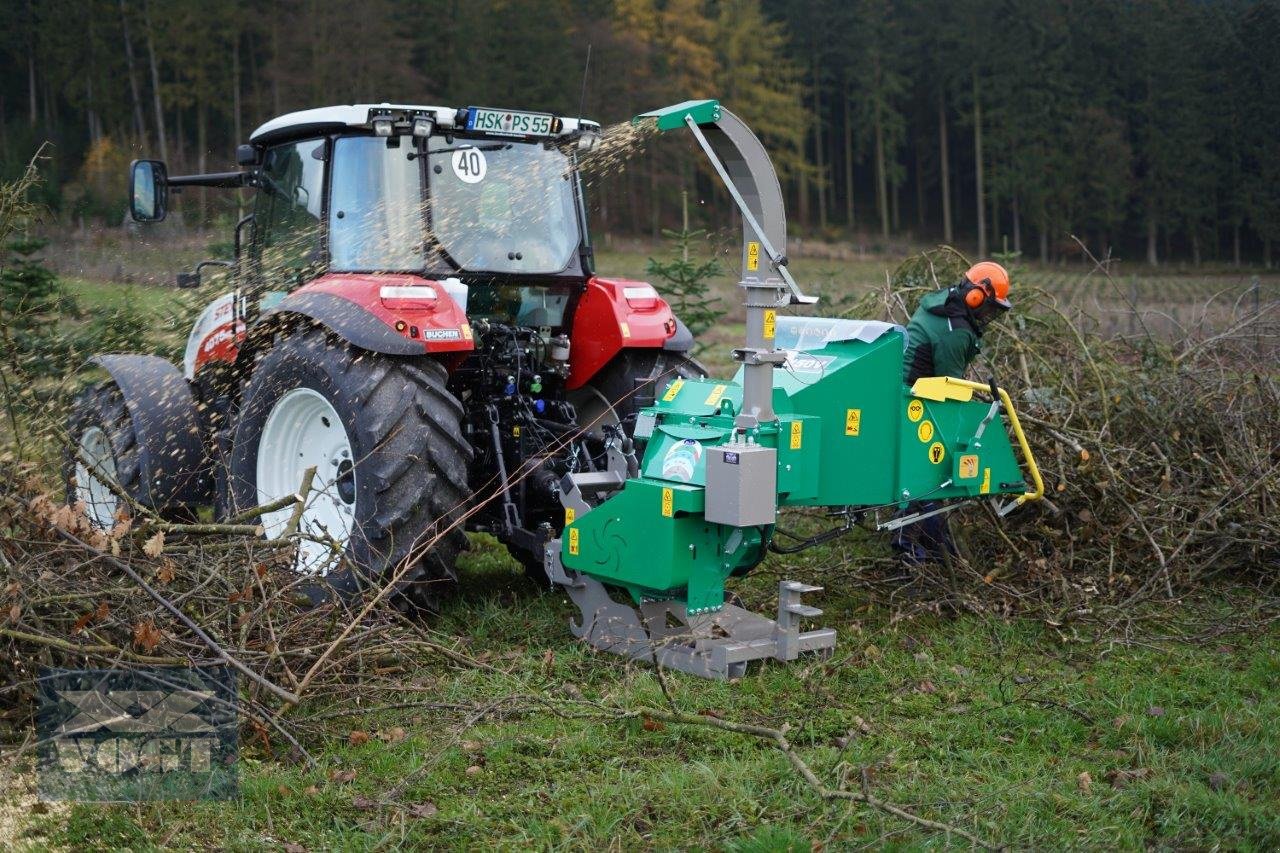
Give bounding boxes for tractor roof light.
[412,117,435,138]
[576,130,602,152]
[372,117,394,137]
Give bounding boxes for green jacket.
[902,289,980,383]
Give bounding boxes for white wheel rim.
[257,388,356,575]
[75,426,119,529]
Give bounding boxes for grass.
[20,538,1280,849]
[6,250,1278,849]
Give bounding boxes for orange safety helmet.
[962,261,1012,309]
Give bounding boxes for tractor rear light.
[380,285,438,309]
[412,117,434,138]
[623,285,659,309]
[372,118,394,137]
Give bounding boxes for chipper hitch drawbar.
[544,100,1045,680]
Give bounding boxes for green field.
[4,245,1279,849]
[13,544,1280,850]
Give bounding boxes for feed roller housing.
[560,316,1028,612]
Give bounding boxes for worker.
[893,261,1013,565]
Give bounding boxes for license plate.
[466,107,554,137]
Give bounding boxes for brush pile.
[838,248,1280,613]
[0,459,472,748]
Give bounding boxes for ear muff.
[963,279,992,309]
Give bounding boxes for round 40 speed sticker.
[451,147,487,184]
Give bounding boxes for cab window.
[254,140,325,286]
[328,136,424,271]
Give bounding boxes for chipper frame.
[544,100,1045,680]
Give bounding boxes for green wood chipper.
[543,100,1044,679]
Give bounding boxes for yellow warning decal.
[790,420,803,449]
[762,309,777,340]
[958,454,979,479]
[568,527,580,556]
[704,384,728,406]
[746,241,760,271]
[980,467,991,494]
[513,425,521,438]
[907,399,924,422]
[564,506,575,526]
[661,487,674,518]
[845,408,861,436]
[461,323,473,341]
[917,420,934,443]
[928,442,946,464]
[620,321,631,339]
[662,377,685,402]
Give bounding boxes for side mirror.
[129,159,168,222]
[236,144,259,167]
[176,271,200,289]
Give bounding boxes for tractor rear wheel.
[511,350,706,585]
[569,349,706,442]
[227,328,472,610]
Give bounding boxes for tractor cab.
[131,103,603,329]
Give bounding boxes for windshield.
[427,138,579,274]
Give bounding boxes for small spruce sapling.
[645,228,724,352]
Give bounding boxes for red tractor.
[68,103,701,608]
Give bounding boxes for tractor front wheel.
[65,382,144,529]
[228,328,472,610]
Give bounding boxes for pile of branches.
[0,459,480,753]
[837,247,1280,614]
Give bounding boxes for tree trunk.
[938,91,952,244]
[26,0,36,126]
[1012,196,1021,255]
[874,98,889,240]
[142,0,167,162]
[649,156,659,239]
[972,70,986,257]
[843,89,854,229]
[989,182,998,253]
[813,63,827,232]
[118,0,146,144]
[232,35,242,145]
[197,101,207,225]
[1039,217,1049,263]
[915,142,926,230]
[797,177,809,229]
[1264,237,1272,269]
[1233,223,1241,267]
[1191,229,1201,267]
[891,175,900,233]
[1146,217,1158,266]
[270,13,281,116]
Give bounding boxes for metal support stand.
[546,545,836,680]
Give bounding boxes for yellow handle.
[909,376,1045,505]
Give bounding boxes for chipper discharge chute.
[544,100,1044,680]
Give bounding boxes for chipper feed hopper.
[545,100,1044,679]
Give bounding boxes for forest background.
[4,0,1280,268]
